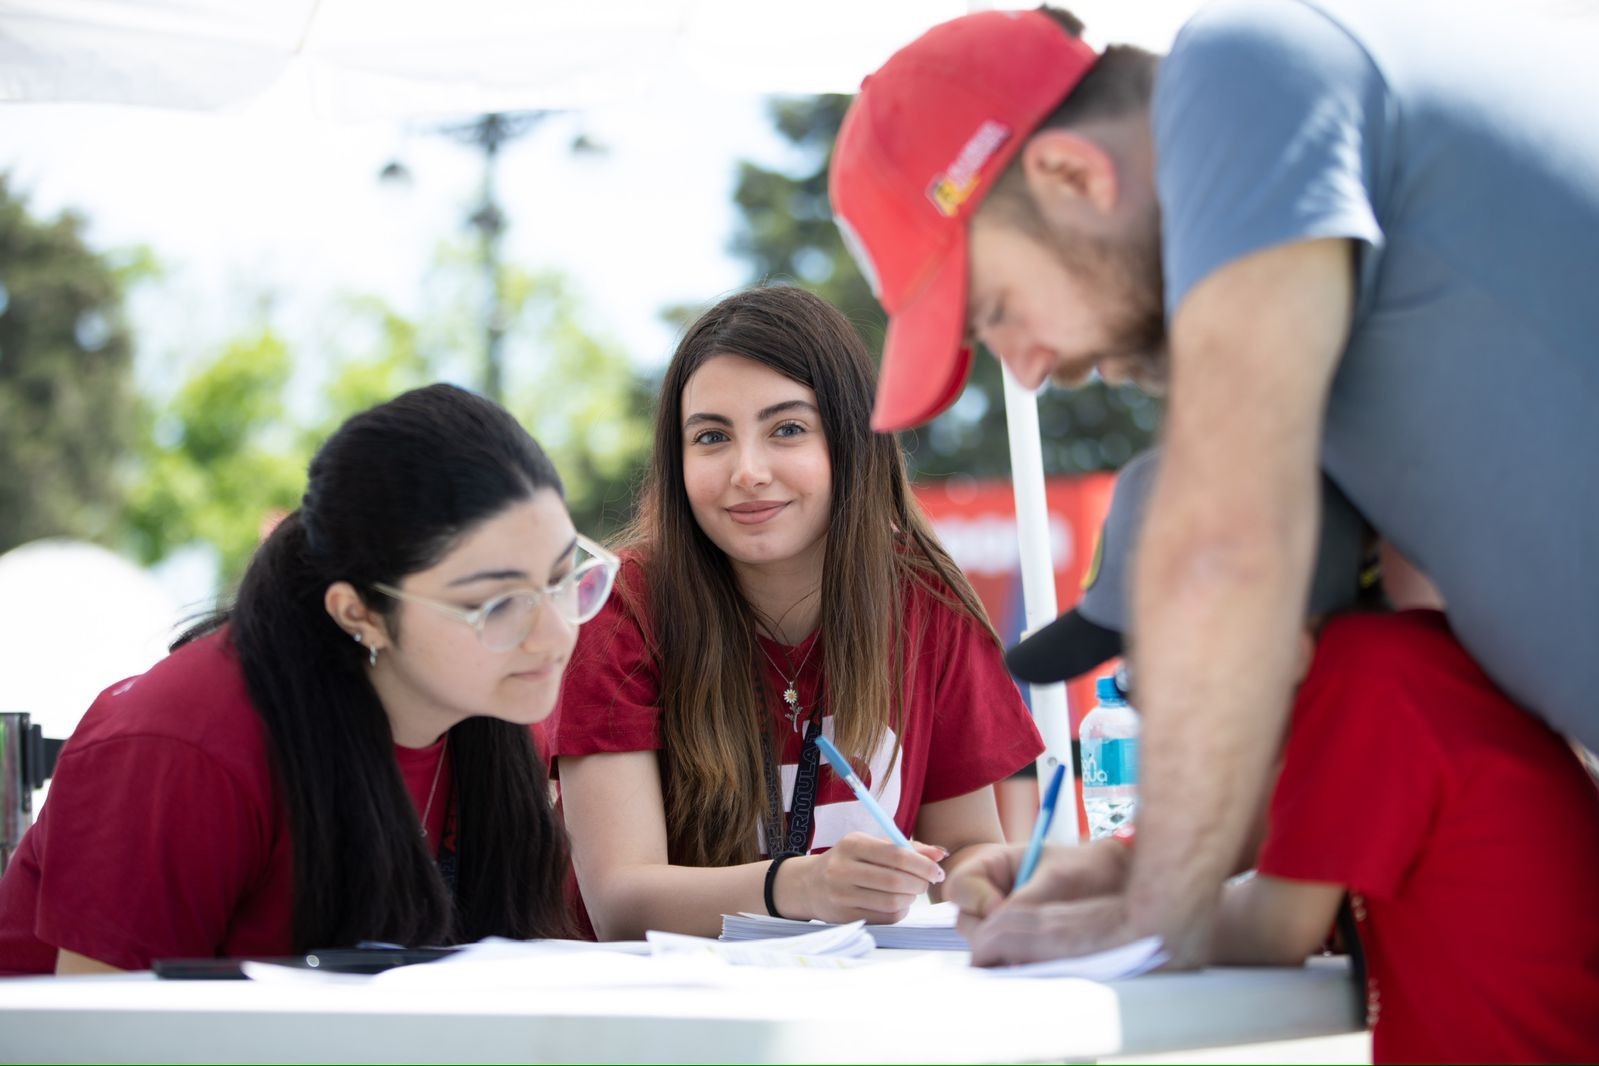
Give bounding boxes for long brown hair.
[618,285,996,867]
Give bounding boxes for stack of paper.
[648,921,876,967]
[720,899,966,950]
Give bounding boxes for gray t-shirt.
[1152,0,1599,748]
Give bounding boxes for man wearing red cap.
[829,3,1599,968]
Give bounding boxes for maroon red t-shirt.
[0,629,453,975]
[1259,610,1599,1063]
[549,559,1043,856]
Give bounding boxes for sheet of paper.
[647,921,874,967]
[720,899,966,949]
[369,938,736,991]
[239,961,372,985]
[983,936,1169,980]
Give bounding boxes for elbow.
[1136,517,1305,618]
[569,858,646,941]
[580,883,646,942]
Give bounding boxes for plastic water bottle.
[1081,675,1139,839]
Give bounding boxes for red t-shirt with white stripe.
[549,558,1043,856]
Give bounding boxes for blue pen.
[1014,762,1067,890]
[813,735,913,848]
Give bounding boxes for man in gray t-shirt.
[829,1,1599,967]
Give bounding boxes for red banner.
[913,472,1118,735]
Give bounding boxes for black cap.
[1005,450,1373,686]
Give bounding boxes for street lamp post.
[382,111,605,402]
[446,112,547,403]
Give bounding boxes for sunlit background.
[0,1,1201,743]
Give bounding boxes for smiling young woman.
[550,286,1043,940]
[0,384,619,974]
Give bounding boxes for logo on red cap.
[926,120,1012,218]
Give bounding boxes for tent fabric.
[0,0,979,118]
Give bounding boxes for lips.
[726,501,788,526]
[510,662,559,681]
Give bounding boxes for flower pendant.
[783,688,803,731]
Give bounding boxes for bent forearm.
[1212,874,1343,966]
[1126,485,1318,965]
[580,859,776,940]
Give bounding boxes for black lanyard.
[759,693,825,857]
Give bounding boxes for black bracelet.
[764,853,798,918]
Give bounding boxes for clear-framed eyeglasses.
[372,534,620,652]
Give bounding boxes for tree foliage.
[0,176,140,554]
[407,239,653,537]
[124,242,649,589]
[729,96,1160,479]
[123,327,309,583]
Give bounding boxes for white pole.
[1001,365,1084,844]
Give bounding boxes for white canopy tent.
[0,1,1194,116]
[0,0,1198,841]
[0,540,178,758]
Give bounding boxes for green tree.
[422,240,653,536]
[124,327,307,583]
[0,176,141,553]
[728,96,1160,478]
[503,268,653,535]
[126,248,650,590]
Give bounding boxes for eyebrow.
[682,399,819,429]
[445,537,578,587]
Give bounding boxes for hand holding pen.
[772,736,947,925]
[945,763,1132,940]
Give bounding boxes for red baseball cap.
[829,10,1099,432]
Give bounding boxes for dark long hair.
[182,384,574,949]
[618,286,996,867]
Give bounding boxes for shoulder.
[1156,0,1384,147]
[1311,609,1470,679]
[899,568,986,638]
[1164,0,1372,80]
[1301,610,1536,744]
[573,552,654,658]
[64,628,270,785]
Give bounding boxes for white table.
[0,955,1357,1064]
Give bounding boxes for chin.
[712,529,796,566]
[492,679,562,722]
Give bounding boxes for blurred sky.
[0,0,1215,393]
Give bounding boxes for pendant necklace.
[419,734,448,839]
[756,633,820,732]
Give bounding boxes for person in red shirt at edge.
[549,285,1043,939]
[0,384,622,974]
[957,449,1599,1063]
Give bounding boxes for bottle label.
[1083,737,1138,789]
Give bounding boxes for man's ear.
[325,581,389,652]
[1019,128,1120,221]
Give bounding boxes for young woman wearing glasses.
[551,287,1043,939]
[0,384,619,974]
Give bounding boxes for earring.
[352,631,378,667]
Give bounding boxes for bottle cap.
[1095,675,1125,705]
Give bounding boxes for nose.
[993,340,1053,391]
[730,440,772,492]
[520,594,575,654]
[979,320,1051,391]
